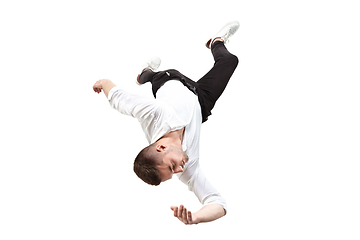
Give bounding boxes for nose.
[174,165,183,174]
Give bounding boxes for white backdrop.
[1,0,359,239]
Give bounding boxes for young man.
[93,21,240,225]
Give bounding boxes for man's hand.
[93,79,116,98]
[171,203,226,225]
[93,79,104,94]
[170,205,200,225]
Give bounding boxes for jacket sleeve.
[190,168,227,213]
[107,87,160,119]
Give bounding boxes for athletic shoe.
[144,56,161,71]
[206,21,240,49]
[136,56,161,85]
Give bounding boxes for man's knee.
[227,54,239,69]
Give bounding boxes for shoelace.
[222,29,233,44]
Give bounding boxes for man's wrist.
[192,211,202,224]
[100,79,116,99]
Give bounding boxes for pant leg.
[138,70,156,85]
[196,41,239,117]
[141,68,199,98]
[138,69,169,98]
[140,41,238,123]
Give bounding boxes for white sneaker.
[206,21,240,49]
[136,56,161,85]
[143,56,161,71]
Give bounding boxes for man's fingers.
[188,211,192,223]
[93,80,104,94]
[183,207,188,224]
[93,86,101,93]
[171,205,195,225]
[173,207,178,217]
[178,205,183,217]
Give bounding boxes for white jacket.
[108,80,227,212]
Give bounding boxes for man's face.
[156,145,189,182]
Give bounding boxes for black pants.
[139,41,238,123]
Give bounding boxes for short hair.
[133,143,162,186]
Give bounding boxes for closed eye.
[168,160,176,173]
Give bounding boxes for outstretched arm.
[172,166,227,225]
[93,79,116,98]
[170,203,225,225]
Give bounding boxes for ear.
[155,144,167,152]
